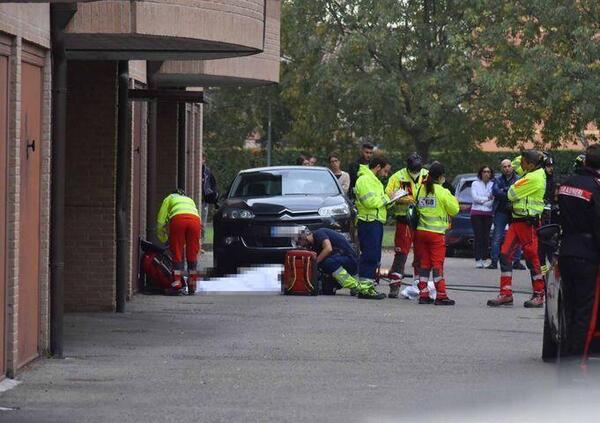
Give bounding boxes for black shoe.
[388,284,400,299]
[523,294,544,308]
[485,262,498,269]
[487,295,513,307]
[418,297,434,304]
[358,291,386,300]
[434,298,455,306]
[512,261,526,270]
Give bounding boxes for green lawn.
[203,224,395,248]
[202,225,214,245]
[382,226,395,248]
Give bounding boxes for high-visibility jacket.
[385,167,429,217]
[508,167,546,218]
[512,156,525,177]
[416,183,459,234]
[157,193,200,242]
[354,164,390,224]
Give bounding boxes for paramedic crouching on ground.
[297,228,383,299]
[157,190,202,295]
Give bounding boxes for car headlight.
[318,204,350,217]
[222,208,255,219]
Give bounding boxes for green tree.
[472,0,600,148]
[205,0,599,166]
[281,0,489,160]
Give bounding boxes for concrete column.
[155,101,178,207]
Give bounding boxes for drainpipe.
[146,62,160,244]
[49,3,76,360]
[177,101,186,191]
[116,61,129,313]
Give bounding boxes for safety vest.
[157,193,200,242]
[354,165,389,224]
[416,183,459,234]
[508,167,546,218]
[385,167,428,217]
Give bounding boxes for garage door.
[18,50,43,368]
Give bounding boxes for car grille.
[241,220,322,248]
[242,236,293,248]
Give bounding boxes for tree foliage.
[472,0,600,148]
[204,0,599,161]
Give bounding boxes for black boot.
[485,261,498,269]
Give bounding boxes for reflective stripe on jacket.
[385,167,428,217]
[508,167,546,218]
[157,194,200,242]
[416,184,459,234]
[354,164,389,223]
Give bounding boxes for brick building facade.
[0,0,280,378]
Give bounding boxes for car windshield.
[230,169,340,198]
[456,179,474,203]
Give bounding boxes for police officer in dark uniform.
[557,144,600,356]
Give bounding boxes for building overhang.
[154,0,280,87]
[62,0,267,61]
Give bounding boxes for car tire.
[445,247,456,258]
[542,305,559,363]
[214,253,238,276]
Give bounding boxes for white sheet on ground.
[400,280,437,300]
[195,265,283,295]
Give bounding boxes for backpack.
[406,183,423,230]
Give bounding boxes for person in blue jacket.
[487,159,526,270]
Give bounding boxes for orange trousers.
[169,213,201,270]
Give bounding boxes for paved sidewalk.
[0,256,598,423]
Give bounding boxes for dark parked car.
[445,173,477,255]
[541,224,600,362]
[213,166,355,274]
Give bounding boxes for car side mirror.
[537,224,560,249]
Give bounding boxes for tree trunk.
[414,139,431,162]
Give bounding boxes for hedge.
[205,146,582,198]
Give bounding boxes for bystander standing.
[348,142,374,199]
[471,166,494,268]
[201,154,218,244]
[328,153,350,194]
[487,159,525,270]
[296,155,310,166]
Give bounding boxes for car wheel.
[542,304,559,363]
[214,252,238,276]
[445,247,456,258]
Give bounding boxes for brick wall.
[6,36,22,378]
[64,61,117,312]
[195,104,203,207]
[128,83,147,297]
[38,51,52,353]
[155,101,178,205]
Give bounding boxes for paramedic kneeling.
[297,228,384,299]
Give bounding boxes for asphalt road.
[1,253,599,423]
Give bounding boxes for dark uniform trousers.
[558,257,599,355]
